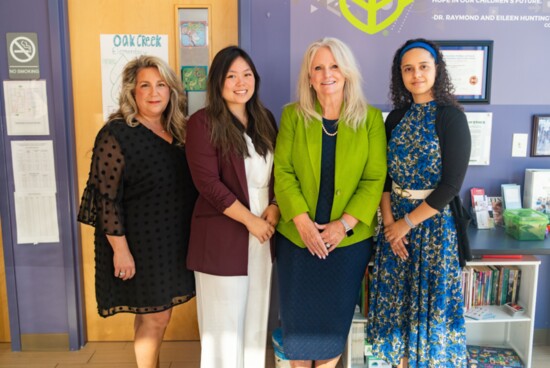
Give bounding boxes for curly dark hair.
[389,38,462,111]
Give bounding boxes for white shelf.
[343,256,541,368]
[465,257,540,368]
[465,305,531,323]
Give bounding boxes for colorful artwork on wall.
[181,66,207,92]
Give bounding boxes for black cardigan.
[384,105,471,211]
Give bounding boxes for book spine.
[507,268,516,304]
[511,269,521,305]
[496,265,504,305]
[501,267,510,306]
[491,266,500,305]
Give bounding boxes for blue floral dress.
[368,102,467,367]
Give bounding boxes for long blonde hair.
[108,55,188,144]
[296,37,368,130]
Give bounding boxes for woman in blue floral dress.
[368,39,471,367]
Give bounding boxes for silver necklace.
[321,121,338,137]
[138,117,166,134]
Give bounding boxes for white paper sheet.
[11,140,56,192]
[442,49,485,97]
[466,112,492,165]
[3,80,49,136]
[11,140,59,244]
[14,192,60,244]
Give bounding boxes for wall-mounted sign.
[466,112,492,166]
[6,32,40,80]
[100,34,168,121]
[3,80,50,136]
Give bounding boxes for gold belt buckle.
[395,186,412,198]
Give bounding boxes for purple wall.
[0,0,67,335]
[249,0,291,120]
[0,0,84,349]
[248,1,550,330]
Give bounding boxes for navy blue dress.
[277,118,372,360]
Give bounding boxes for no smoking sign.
[6,32,40,79]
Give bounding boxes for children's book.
[488,197,504,226]
[464,306,496,320]
[523,169,550,220]
[467,345,523,367]
[471,188,494,229]
[501,184,522,210]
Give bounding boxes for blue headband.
[399,42,438,62]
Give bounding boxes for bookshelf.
[465,256,540,368]
[341,313,370,368]
[342,255,541,368]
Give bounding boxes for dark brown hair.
[205,46,277,158]
[390,38,462,111]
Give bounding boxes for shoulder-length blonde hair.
[296,37,368,130]
[107,55,188,144]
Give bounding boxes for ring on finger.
[325,242,331,248]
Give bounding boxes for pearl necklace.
[321,121,338,137]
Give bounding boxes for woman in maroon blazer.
[185,46,279,368]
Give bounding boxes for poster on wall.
[11,140,59,244]
[466,112,492,166]
[3,80,49,136]
[100,34,168,121]
[290,1,550,106]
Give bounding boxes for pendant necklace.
[138,117,166,135]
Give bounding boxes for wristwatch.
[339,218,354,237]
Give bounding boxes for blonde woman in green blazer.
[274,37,386,368]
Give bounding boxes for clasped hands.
[383,218,411,261]
[247,204,280,243]
[294,213,346,259]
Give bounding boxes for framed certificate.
[531,115,550,157]
[435,40,493,104]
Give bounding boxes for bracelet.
[404,213,416,229]
[270,198,278,206]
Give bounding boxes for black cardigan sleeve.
[383,108,409,193]
[424,106,471,211]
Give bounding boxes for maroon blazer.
[186,109,275,276]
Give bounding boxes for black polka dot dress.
[78,120,197,317]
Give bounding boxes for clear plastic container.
[504,209,548,240]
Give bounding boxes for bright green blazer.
[274,102,387,248]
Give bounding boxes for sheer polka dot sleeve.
[77,126,126,236]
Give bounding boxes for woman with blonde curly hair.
[78,55,197,368]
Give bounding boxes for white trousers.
[195,235,272,368]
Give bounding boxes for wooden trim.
[21,333,69,351]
